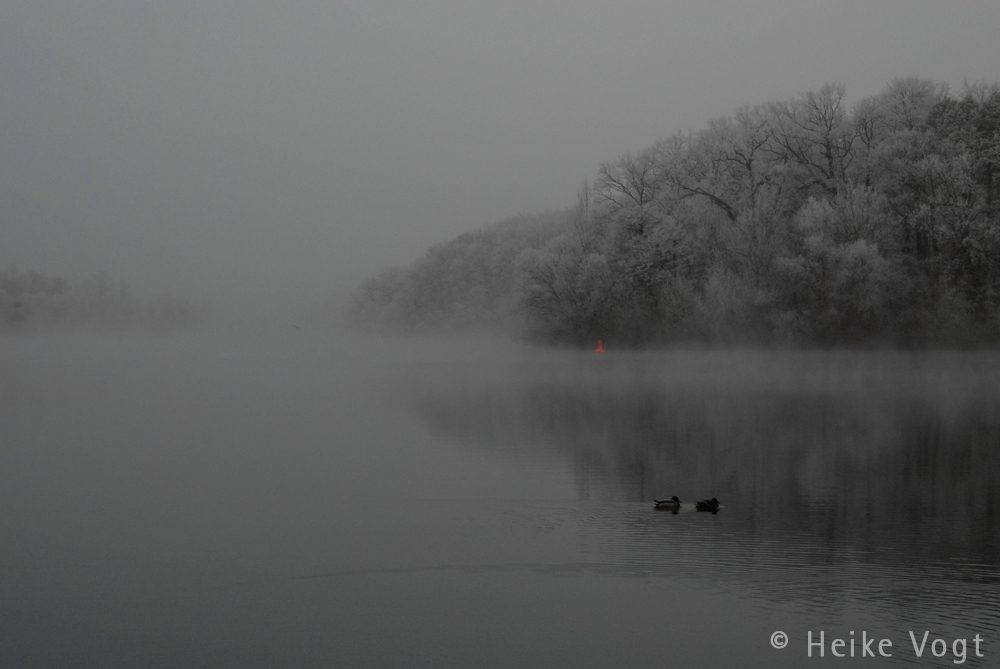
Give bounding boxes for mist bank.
[353,78,1000,347]
[0,268,211,333]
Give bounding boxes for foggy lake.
[2,330,998,668]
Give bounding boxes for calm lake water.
[1,330,998,667]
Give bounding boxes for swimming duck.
[695,498,720,512]
[654,496,681,510]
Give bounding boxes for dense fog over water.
[1,331,998,667]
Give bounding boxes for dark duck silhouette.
[654,496,681,510]
[695,498,720,513]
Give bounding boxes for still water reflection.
[1,333,998,667]
[400,348,1000,662]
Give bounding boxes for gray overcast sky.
[2,0,999,314]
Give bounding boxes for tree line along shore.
[353,78,1000,347]
[0,268,210,332]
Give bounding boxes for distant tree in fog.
[0,268,210,332]
[351,211,573,333]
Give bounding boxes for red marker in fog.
[594,340,605,354]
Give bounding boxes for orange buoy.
[594,340,605,353]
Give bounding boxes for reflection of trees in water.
[406,354,1000,569]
